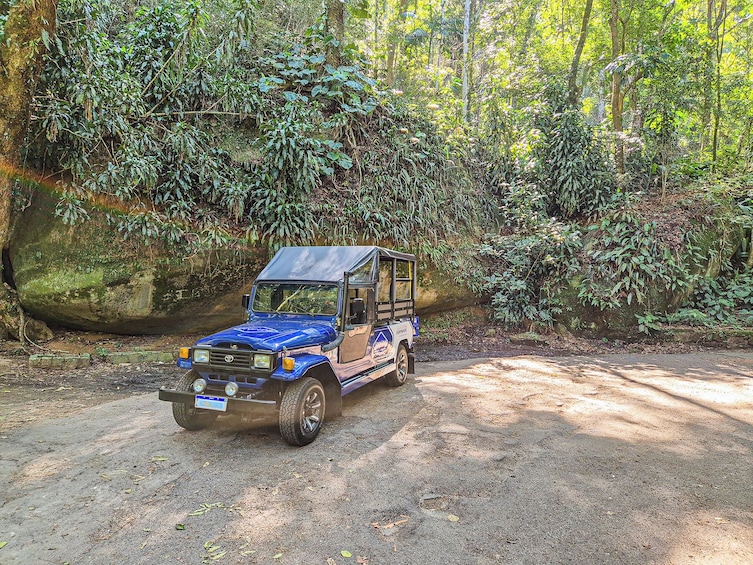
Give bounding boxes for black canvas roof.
[255,246,415,283]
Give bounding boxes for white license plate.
[195,395,228,412]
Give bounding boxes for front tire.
[385,343,409,387]
[172,370,218,431]
[279,377,326,446]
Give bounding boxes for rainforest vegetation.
[2,0,753,337]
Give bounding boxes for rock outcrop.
[10,191,267,334]
[9,189,477,335]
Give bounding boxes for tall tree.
[609,0,631,174]
[0,0,58,339]
[567,0,593,106]
[385,0,412,86]
[462,0,471,121]
[706,0,729,168]
[326,0,345,66]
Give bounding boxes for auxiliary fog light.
[192,378,207,393]
[225,381,239,397]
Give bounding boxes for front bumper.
[158,388,278,416]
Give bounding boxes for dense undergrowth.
[24,0,480,254]
[469,86,753,334]
[16,0,753,337]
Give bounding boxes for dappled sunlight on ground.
[2,352,752,564]
[665,510,753,565]
[418,355,753,449]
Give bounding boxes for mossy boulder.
[10,191,268,334]
[416,263,478,313]
[554,217,742,340]
[555,276,657,340]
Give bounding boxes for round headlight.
[193,349,210,363]
[225,381,239,397]
[192,378,207,393]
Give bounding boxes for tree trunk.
[567,0,593,107]
[461,0,471,122]
[386,0,411,87]
[373,0,379,77]
[609,0,625,174]
[435,0,446,92]
[325,0,345,67]
[518,0,543,58]
[0,0,58,341]
[710,0,728,170]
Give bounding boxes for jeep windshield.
[252,283,339,316]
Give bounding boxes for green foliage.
[23,0,477,254]
[11,0,753,341]
[530,89,617,219]
[478,220,582,328]
[579,208,687,311]
[477,186,709,332]
[635,312,662,335]
[666,272,753,328]
[315,100,480,247]
[29,0,252,249]
[477,86,617,227]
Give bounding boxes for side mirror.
[242,294,251,309]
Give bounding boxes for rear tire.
[385,343,409,387]
[279,377,326,446]
[172,370,218,431]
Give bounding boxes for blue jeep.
[158,246,418,445]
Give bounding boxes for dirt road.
[1,351,752,564]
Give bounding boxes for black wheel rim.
[301,388,323,434]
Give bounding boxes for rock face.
[10,191,268,334]
[10,190,476,335]
[416,265,479,314]
[553,220,743,339]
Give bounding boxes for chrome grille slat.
[208,349,251,369]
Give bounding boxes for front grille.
[208,349,252,369]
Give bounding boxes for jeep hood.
[194,318,338,351]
